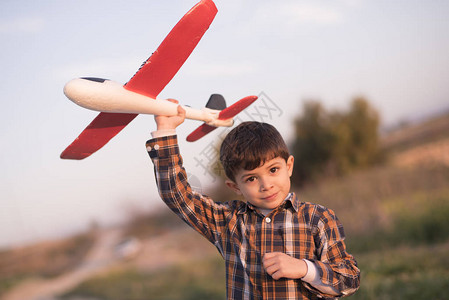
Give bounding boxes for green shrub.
[348,241,449,299]
[347,196,449,252]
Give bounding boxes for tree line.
[290,97,381,186]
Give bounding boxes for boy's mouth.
[263,192,278,201]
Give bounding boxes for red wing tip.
[186,123,217,142]
[201,0,218,12]
[246,95,258,102]
[190,0,218,19]
[60,151,90,160]
[234,95,258,106]
[60,156,87,160]
[186,136,197,142]
[186,133,202,142]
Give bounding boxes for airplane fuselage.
[64,78,233,127]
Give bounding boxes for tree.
[344,97,380,167]
[291,101,334,184]
[291,97,381,186]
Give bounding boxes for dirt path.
[2,226,218,300]
[1,228,123,300]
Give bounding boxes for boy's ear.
[287,155,294,177]
[225,180,242,195]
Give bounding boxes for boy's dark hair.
[219,122,290,181]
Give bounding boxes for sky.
[1,0,448,248]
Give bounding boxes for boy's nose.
[260,177,273,191]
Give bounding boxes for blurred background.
[1,0,448,299]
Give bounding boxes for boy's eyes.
[243,167,279,182]
[245,176,256,183]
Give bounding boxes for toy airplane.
[64,77,257,138]
[60,0,257,160]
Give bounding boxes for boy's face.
[226,156,294,210]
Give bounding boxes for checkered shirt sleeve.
[146,135,232,246]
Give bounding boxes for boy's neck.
[258,208,273,216]
[253,193,294,216]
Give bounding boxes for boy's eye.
[246,176,256,182]
[270,167,279,173]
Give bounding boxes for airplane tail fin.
[205,94,226,110]
[186,94,258,142]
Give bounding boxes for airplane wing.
[186,95,258,142]
[61,0,217,159]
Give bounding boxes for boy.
[146,102,360,299]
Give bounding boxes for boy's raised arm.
[147,103,231,249]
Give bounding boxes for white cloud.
[0,17,45,34]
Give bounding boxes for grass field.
[56,164,449,300]
[62,257,226,300]
[60,241,449,300]
[300,164,449,299]
[352,241,449,299]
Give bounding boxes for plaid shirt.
[147,135,360,299]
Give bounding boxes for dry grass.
[389,138,449,167]
[0,232,95,295]
[121,205,186,239]
[381,111,449,152]
[297,164,449,237]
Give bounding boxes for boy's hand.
[263,252,308,280]
[154,99,186,130]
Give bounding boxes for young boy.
[146,102,360,299]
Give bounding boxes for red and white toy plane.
[60,0,258,160]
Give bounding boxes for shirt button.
[265,217,271,223]
[154,144,160,150]
[146,146,152,152]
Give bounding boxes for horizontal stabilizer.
[186,95,258,142]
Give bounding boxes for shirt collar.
[237,192,300,215]
[237,201,254,215]
[287,192,300,212]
